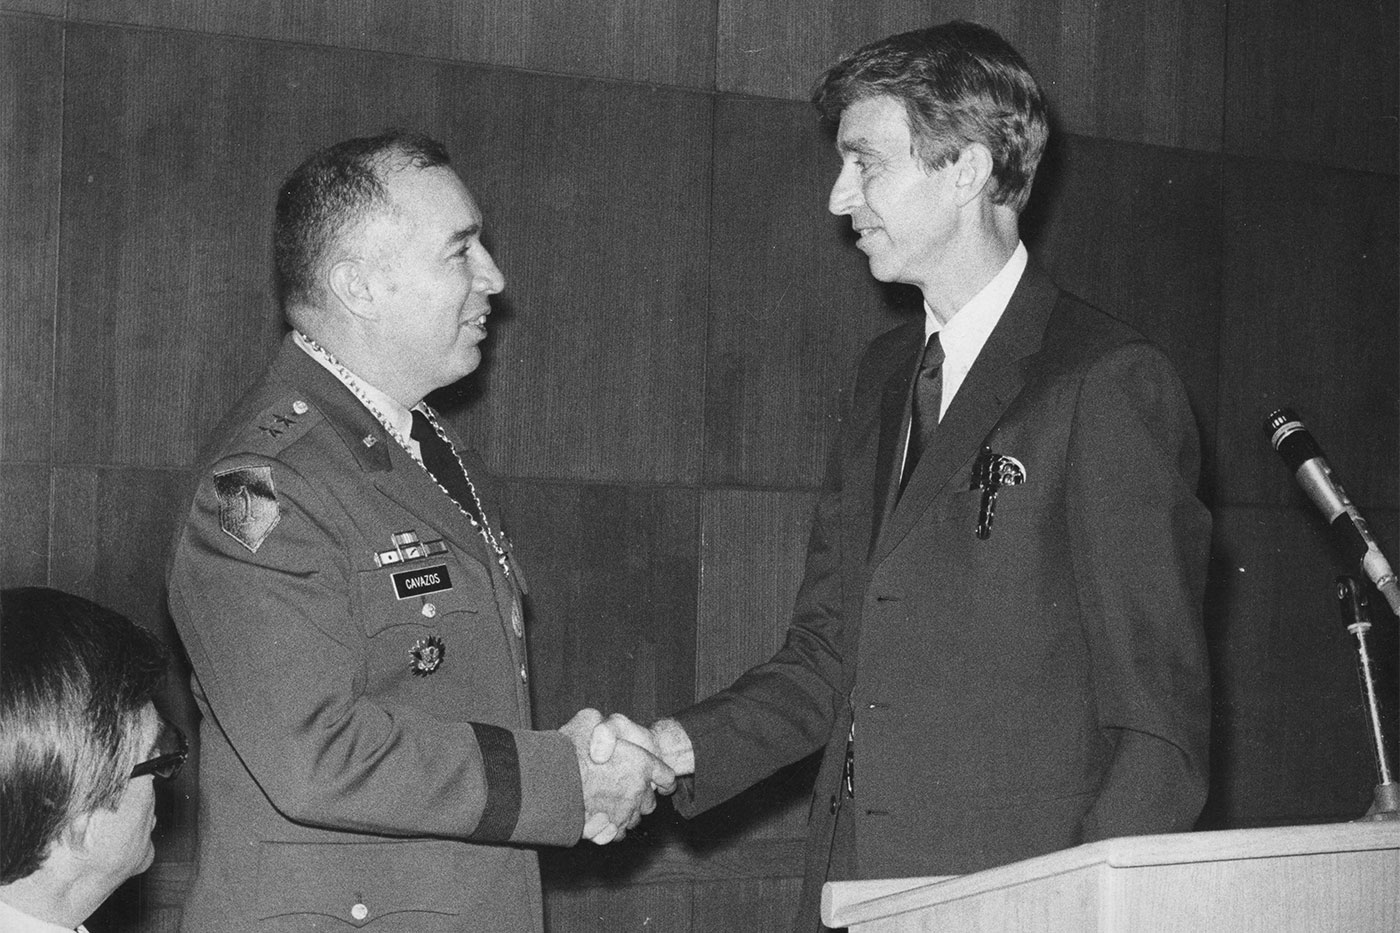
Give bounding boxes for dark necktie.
[410,409,489,532]
[901,332,944,492]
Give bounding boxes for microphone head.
[1264,407,1299,437]
[1265,406,1323,470]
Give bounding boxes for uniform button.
[519,664,528,683]
[421,602,437,618]
[292,400,309,415]
[829,794,839,814]
[350,903,368,921]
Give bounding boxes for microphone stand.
[1335,576,1399,821]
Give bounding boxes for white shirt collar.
[0,896,88,932]
[922,241,1027,418]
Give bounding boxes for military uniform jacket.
[167,336,581,932]
[671,261,1212,931]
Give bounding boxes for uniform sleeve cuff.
[508,728,582,846]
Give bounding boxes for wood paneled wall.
[1,1,1395,931]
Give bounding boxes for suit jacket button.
[351,903,369,921]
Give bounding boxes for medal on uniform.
[409,635,445,676]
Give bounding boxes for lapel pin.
[971,448,1026,539]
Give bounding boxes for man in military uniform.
[167,131,671,932]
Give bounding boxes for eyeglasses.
[130,720,189,781]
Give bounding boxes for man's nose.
[475,249,505,295]
[828,162,861,216]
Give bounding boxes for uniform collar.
[270,333,394,473]
[292,331,417,447]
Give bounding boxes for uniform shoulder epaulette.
[229,396,322,456]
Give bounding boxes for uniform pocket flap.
[253,840,464,926]
[357,557,493,636]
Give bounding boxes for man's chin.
[865,260,898,283]
[132,841,156,877]
[442,349,482,386]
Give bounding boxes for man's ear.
[952,143,996,206]
[60,809,97,862]
[327,258,376,321]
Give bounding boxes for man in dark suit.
[166,131,671,932]
[594,21,1211,932]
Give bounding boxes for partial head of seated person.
[1,587,179,932]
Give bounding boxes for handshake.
[559,709,695,845]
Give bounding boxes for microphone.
[1266,408,1400,617]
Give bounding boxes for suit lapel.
[867,321,924,559]
[872,262,1060,564]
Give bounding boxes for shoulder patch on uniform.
[213,465,281,553]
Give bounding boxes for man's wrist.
[651,718,695,776]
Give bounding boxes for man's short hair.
[273,129,453,312]
[813,20,1049,212]
[0,588,168,884]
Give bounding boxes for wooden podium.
[823,822,1400,932]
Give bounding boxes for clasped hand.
[561,708,675,844]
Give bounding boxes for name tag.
[392,565,453,599]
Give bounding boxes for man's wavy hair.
[1,588,168,884]
[813,21,1049,212]
[273,129,452,312]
